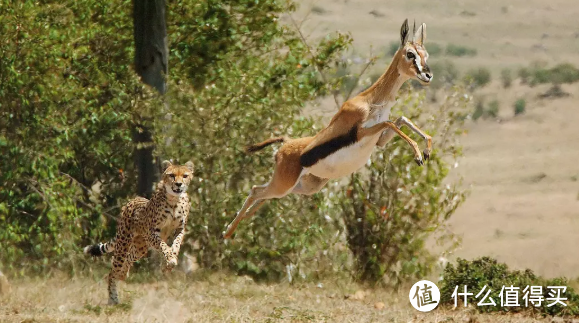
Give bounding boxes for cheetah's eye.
[169,174,175,179]
[406,52,415,59]
[183,174,188,178]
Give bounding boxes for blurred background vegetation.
[0,0,470,286]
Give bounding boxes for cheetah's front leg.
[170,219,187,260]
[146,228,178,269]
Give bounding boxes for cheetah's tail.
[83,240,115,257]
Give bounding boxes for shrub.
[0,0,351,279]
[521,62,579,86]
[519,67,531,84]
[333,87,469,285]
[387,41,399,56]
[472,100,484,121]
[429,60,460,89]
[464,67,491,88]
[446,44,477,57]
[427,43,443,56]
[440,257,579,316]
[486,100,500,118]
[514,98,526,116]
[501,69,513,88]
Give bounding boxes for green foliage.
[0,0,467,285]
[387,41,400,57]
[501,69,513,88]
[520,62,579,86]
[334,87,469,285]
[440,257,579,316]
[486,100,500,118]
[0,0,141,273]
[464,67,491,88]
[472,100,484,121]
[0,0,350,279]
[519,67,531,84]
[446,44,477,57]
[426,43,443,56]
[514,98,526,116]
[429,60,460,89]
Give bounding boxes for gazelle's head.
[396,19,432,85]
[161,160,194,196]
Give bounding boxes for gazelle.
[224,19,433,239]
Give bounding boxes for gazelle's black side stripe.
[300,126,358,168]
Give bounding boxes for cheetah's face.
[161,161,194,197]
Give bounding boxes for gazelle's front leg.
[359,121,424,165]
[377,116,432,159]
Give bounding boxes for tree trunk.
[133,124,157,198]
[132,0,168,197]
[133,0,168,94]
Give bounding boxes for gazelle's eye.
[406,52,415,59]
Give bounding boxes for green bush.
[429,60,460,89]
[501,69,513,88]
[334,87,469,285]
[427,43,443,56]
[519,67,531,84]
[0,0,468,285]
[486,100,500,118]
[514,98,526,116]
[0,0,350,279]
[446,44,477,57]
[521,62,579,86]
[440,257,579,316]
[472,100,485,121]
[464,67,492,88]
[387,41,399,56]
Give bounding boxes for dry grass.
[0,272,562,322]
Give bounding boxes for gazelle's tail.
[83,240,115,257]
[246,136,286,153]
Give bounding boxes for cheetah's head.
[161,160,194,197]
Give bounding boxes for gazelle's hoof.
[414,157,424,166]
[423,149,430,161]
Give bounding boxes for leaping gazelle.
[224,19,433,239]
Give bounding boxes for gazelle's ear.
[185,161,194,173]
[400,19,410,46]
[413,23,426,46]
[161,160,172,172]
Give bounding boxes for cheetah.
[83,160,194,305]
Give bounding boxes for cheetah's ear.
[185,161,194,173]
[161,160,172,172]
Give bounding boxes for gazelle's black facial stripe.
[406,48,423,74]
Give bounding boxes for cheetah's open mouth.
[172,188,183,193]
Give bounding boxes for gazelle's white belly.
[307,134,380,179]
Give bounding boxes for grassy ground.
[0,272,560,323]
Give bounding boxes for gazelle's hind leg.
[224,139,309,239]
